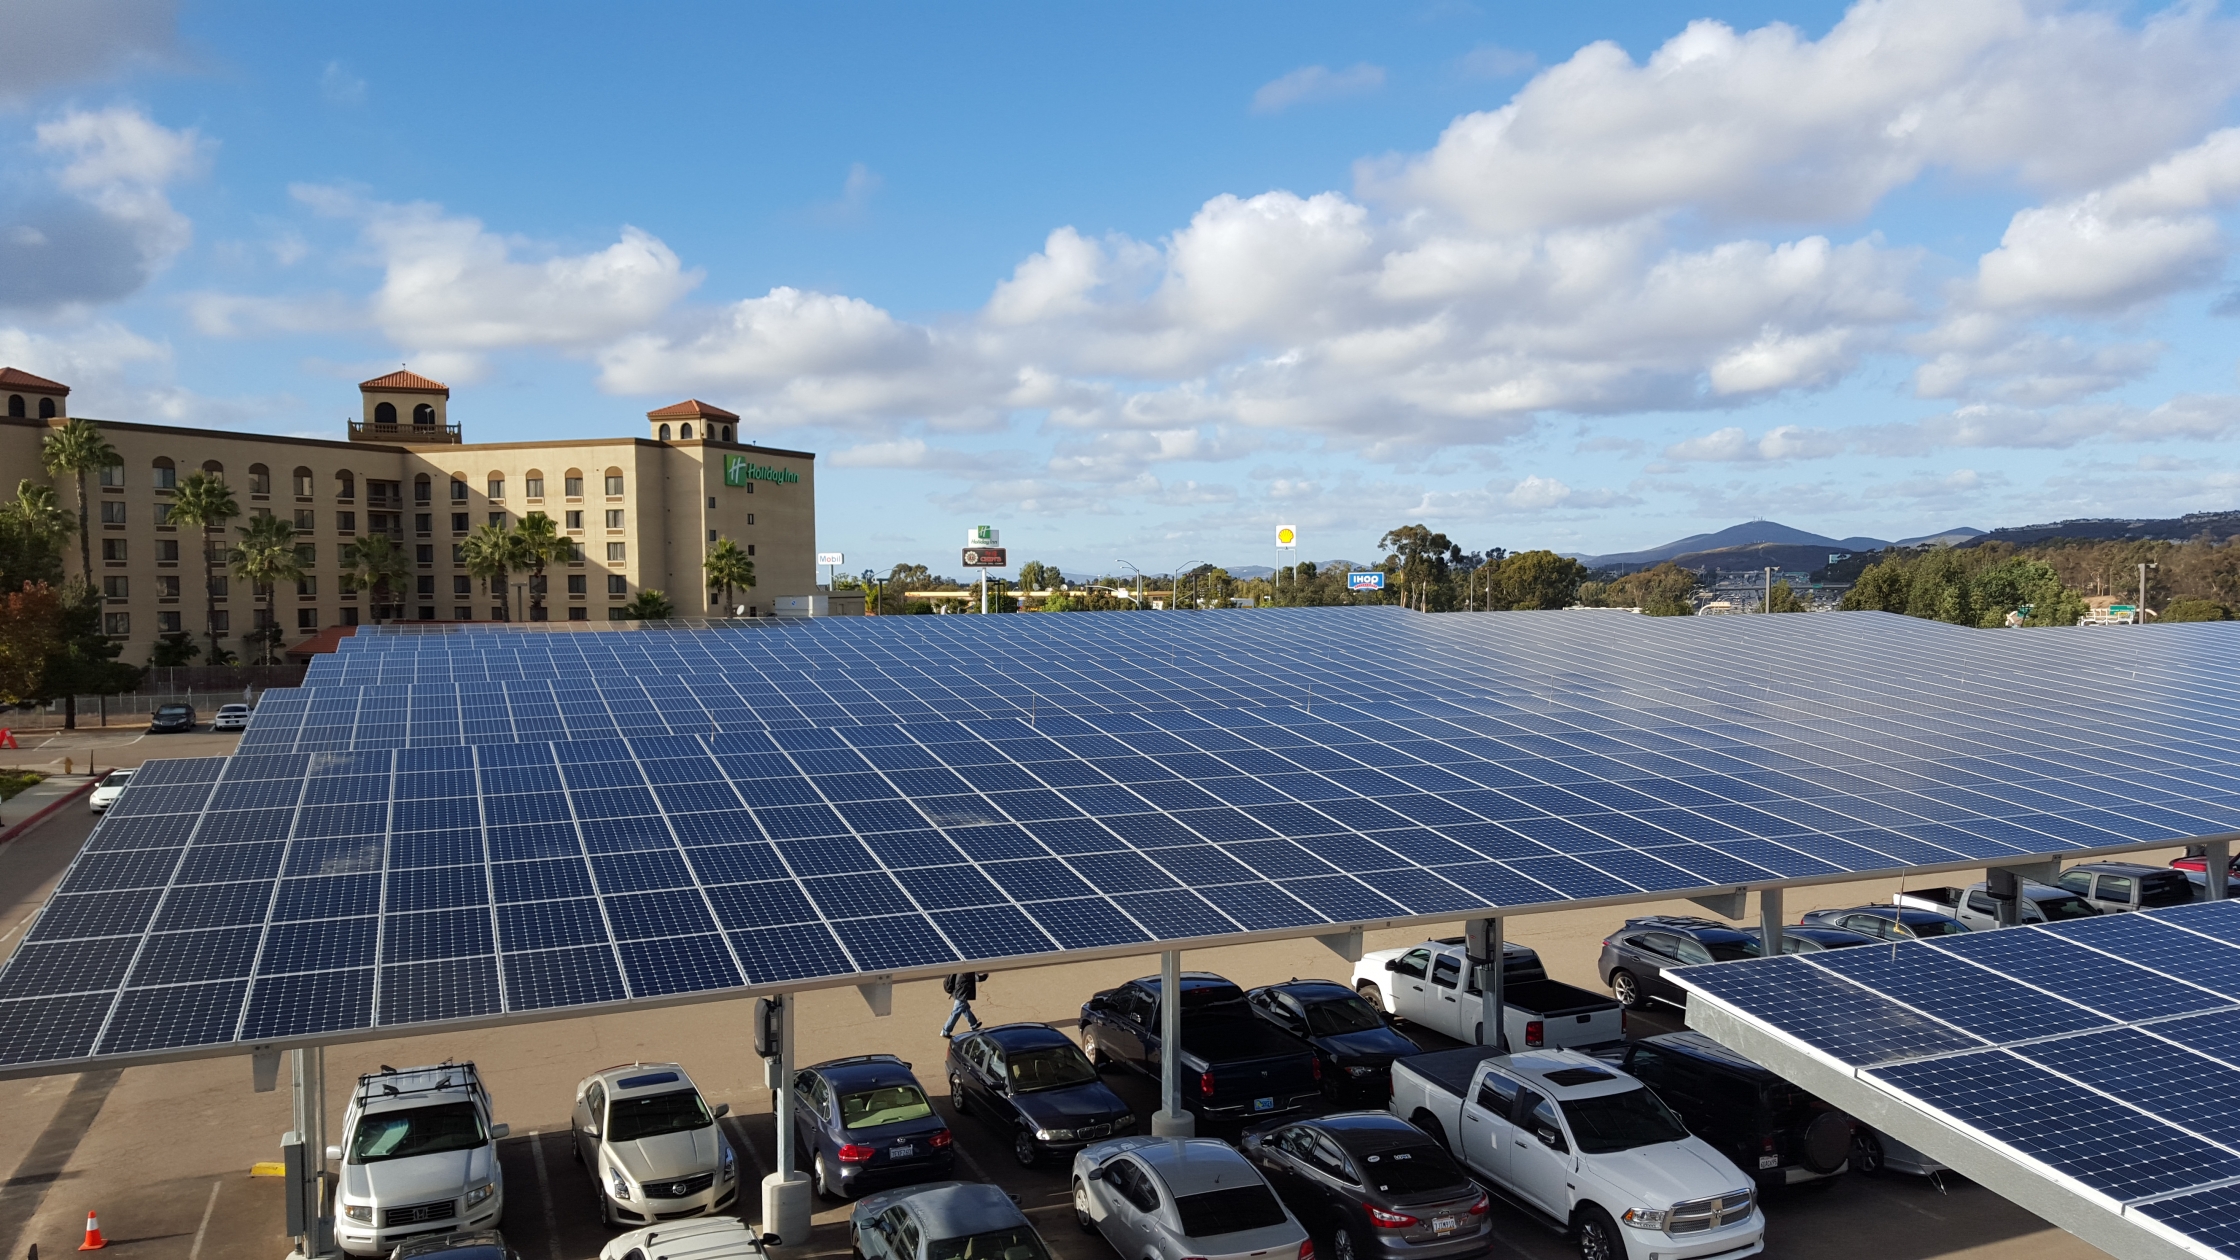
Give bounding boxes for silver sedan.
[1073,1137,1310,1260]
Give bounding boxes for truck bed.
[1398,1046,1498,1099]
[1506,978,1618,1019]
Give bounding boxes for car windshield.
[1559,1088,1691,1154]
[607,1088,712,1142]
[2033,895,2100,921]
[1903,917,1969,938]
[1303,996,1386,1036]
[927,1226,1049,1260]
[1174,1185,1288,1238]
[103,772,130,784]
[1006,1047,1098,1093]
[840,1084,933,1129]
[1351,1141,1471,1196]
[348,1102,485,1162]
[156,706,189,717]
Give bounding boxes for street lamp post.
[1118,562,1144,608]
[2140,560,2158,624]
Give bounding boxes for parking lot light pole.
[1759,888,1783,956]
[1152,951,1195,1136]
[763,992,811,1245]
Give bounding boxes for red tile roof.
[358,369,450,395]
[284,623,359,661]
[0,367,69,394]
[647,398,739,421]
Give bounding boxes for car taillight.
[1525,1020,1544,1048]
[1297,1241,1314,1260]
[1200,1070,1216,1098]
[1468,1194,1489,1216]
[1364,1204,1418,1229]
[930,1129,953,1149]
[836,1143,877,1163]
[1761,1134,1776,1152]
[1311,1057,1321,1082]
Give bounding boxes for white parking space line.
[529,1130,561,1260]
[187,1179,221,1260]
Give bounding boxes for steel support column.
[1152,950,1195,1136]
[761,992,810,1245]
[2208,839,2231,901]
[1759,887,1783,956]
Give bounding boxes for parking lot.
[0,778,2142,1260]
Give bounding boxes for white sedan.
[1073,1136,1310,1260]
[89,769,132,813]
[599,1217,770,1260]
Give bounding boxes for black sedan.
[1245,980,1420,1103]
[1243,1112,1490,1260]
[945,1023,1135,1167]
[790,1055,953,1200]
[149,703,196,733]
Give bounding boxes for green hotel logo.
[725,456,799,487]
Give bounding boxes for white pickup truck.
[1354,938,1623,1050]
[1389,1047,1763,1260]
[1892,882,2100,930]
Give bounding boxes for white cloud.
[1855,394,2240,453]
[0,106,204,308]
[1663,424,1848,462]
[321,61,367,106]
[814,162,883,222]
[1252,64,1386,115]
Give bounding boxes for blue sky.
[5,1,2240,575]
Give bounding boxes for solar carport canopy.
[1676,900,2240,1260]
[5,608,2240,1078]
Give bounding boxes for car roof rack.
[355,1060,482,1100]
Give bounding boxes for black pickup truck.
[1080,972,1322,1123]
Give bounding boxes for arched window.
[564,469,584,497]
[336,470,355,500]
[680,423,694,439]
[486,472,505,500]
[153,457,177,490]
[413,474,432,503]
[658,424,671,440]
[374,401,397,425]
[723,425,733,442]
[451,476,468,502]
[249,464,271,495]
[293,467,314,496]
[524,469,545,499]
[38,398,55,419]
[202,460,224,479]
[412,403,435,427]
[5,395,22,417]
[604,467,625,496]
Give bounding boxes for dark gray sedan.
[1242,1112,1489,1260]
[791,1055,953,1200]
[851,1181,1052,1260]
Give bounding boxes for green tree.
[0,581,63,707]
[169,471,240,663]
[341,531,411,623]
[703,537,757,614]
[1379,524,1461,610]
[1581,563,1700,616]
[35,581,142,727]
[622,589,674,620]
[457,522,527,618]
[514,511,570,617]
[39,418,118,583]
[0,480,72,592]
[1486,550,1589,610]
[233,514,304,665]
[2162,598,2232,622]
[1764,581,1809,613]
[1016,560,1062,595]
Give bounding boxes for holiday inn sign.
[725,455,800,487]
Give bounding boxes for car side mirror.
[1383,959,1399,972]
[1534,1125,1563,1150]
[325,1145,342,1161]
[489,1123,510,1140]
[1088,1163,1111,1182]
[712,1103,730,1119]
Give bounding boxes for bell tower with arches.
[355,369,458,443]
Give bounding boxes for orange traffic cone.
[78,1211,107,1250]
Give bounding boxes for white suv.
[330,1063,508,1256]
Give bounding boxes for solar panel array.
[1673,900,2240,1260]
[8,607,2240,1075]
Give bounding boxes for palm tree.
[40,418,118,582]
[458,522,528,619]
[169,471,240,663]
[340,532,411,623]
[703,537,756,614]
[622,589,674,620]
[514,511,568,619]
[233,514,303,665]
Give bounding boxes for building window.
[607,607,626,620]
[155,540,178,562]
[292,509,313,530]
[103,612,130,637]
[567,541,584,564]
[658,424,671,440]
[208,576,229,599]
[4,395,19,417]
[525,473,544,499]
[208,610,230,634]
[336,511,357,533]
[679,423,692,439]
[416,576,436,596]
[103,576,129,599]
[606,542,626,562]
[453,576,471,595]
[293,467,314,497]
[708,529,716,542]
[157,611,181,633]
[491,605,507,621]
[605,471,625,496]
[414,474,432,503]
[568,607,588,621]
[153,458,177,490]
[414,403,436,427]
[153,503,174,527]
[565,510,582,529]
[340,607,359,627]
[293,544,315,567]
[567,574,586,595]
[155,576,180,599]
[298,576,317,596]
[102,538,127,562]
[454,606,472,620]
[416,544,433,564]
[487,476,504,500]
[723,425,733,441]
[605,509,624,529]
[608,575,628,595]
[99,463,124,488]
[297,608,318,630]
[249,464,271,495]
[375,401,396,425]
[528,574,546,597]
[451,477,468,502]
[415,513,432,534]
[336,471,354,500]
[564,471,583,497]
[451,512,469,533]
[488,512,506,528]
[100,501,126,524]
[451,545,465,565]
[747,543,754,556]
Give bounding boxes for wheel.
[1802,1112,1851,1174]
[1853,1129,1886,1176]
[1575,1206,1620,1260]
[1086,1036,1110,1069]
[1073,1180,1098,1234]
[814,1153,843,1201]
[1410,1110,1448,1152]
[1609,970,1647,1010]
[1356,981,1385,1013]
[1333,1228,1361,1260]
[950,1075,971,1115]
[1014,1130,1039,1168]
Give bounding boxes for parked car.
[945,1022,1134,1167]
[1850,1124,1947,1179]
[149,703,195,733]
[599,1217,771,1260]
[393,1231,520,1260]
[1072,1136,1312,1260]
[1242,1111,1491,1260]
[1735,925,1873,954]
[1597,917,1760,1011]
[328,1062,508,1257]
[213,702,252,730]
[2172,848,2240,898]
[569,1062,737,1226]
[88,768,132,813]
[1245,980,1422,1104]
[1353,938,1623,1050]
[1388,1047,1762,1260]
[2057,862,2198,913]
[1079,972,1321,1125]
[790,1055,953,1200]
[1798,905,1970,941]
[1893,882,2101,929]
[1602,1032,1851,1192]
[852,1180,1054,1260]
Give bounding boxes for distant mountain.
[1894,526,1984,547]
[1577,521,1889,571]
[1963,512,2240,547]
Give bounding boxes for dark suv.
[1605,1032,1852,1192]
[1798,905,1968,941]
[1598,916,1759,1010]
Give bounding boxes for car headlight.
[721,1144,737,1180]
[1035,1127,1078,1142]
[342,1205,372,1224]
[465,1184,494,1209]
[1111,1114,1136,1131]
[608,1164,634,1201]
[1621,1208,1668,1231]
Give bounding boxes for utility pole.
[2139,561,2156,623]
[1764,566,1774,613]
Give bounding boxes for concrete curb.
[0,778,96,845]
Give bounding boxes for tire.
[1575,1206,1620,1260]
[814,1153,844,1201]
[1853,1129,1886,1176]
[1073,1180,1098,1234]
[1802,1112,1851,1174]
[950,1075,971,1115]
[1610,970,1647,1010]
[1357,982,1385,1013]
[1334,1228,1361,1260]
[1014,1131,1039,1168]
[1410,1110,1448,1152]
[1086,1036,1110,1069]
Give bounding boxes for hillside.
[1963,511,2240,547]
[1576,520,1889,569]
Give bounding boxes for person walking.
[941,972,988,1038]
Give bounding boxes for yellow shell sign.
[1276,526,1297,546]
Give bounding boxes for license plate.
[1432,1217,1456,1235]
[893,1145,915,1158]
[1757,1155,1779,1169]
[1253,1096,1275,1112]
